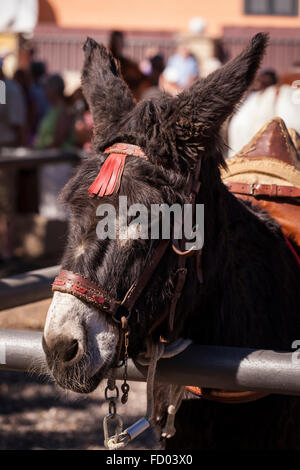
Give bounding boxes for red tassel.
[89,153,127,198]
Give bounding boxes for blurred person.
[161,44,199,94]
[149,54,165,85]
[75,109,93,151]
[34,74,74,220]
[34,74,73,150]
[159,66,182,96]
[13,68,34,145]
[13,68,39,216]
[201,39,228,77]
[251,69,278,91]
[0,168,16,264]
[71,88,93,151]
[227,68,300,157]
[0,58,27,147]
[29,61,49,143]
[139,49,165,101]
[0,58,26,264]
[139,47,165,86]
[109,30,151,100]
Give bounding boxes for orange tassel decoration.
[88,153,127,198]
[88,143,148,198]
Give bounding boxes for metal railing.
[0,266,60,311]
[32,31,176,73]
[1,267,300,396]
[1,329,300,396]
[0,148,81,169]
[222,36,300,75]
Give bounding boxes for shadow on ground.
[0,371,157,450]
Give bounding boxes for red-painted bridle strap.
[52,240,170,324]
[52,270,121,319]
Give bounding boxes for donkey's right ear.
[81,37,135,144]
[171,33,268,153]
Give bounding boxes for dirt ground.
[0,299,158,450]
[0,371,154,450]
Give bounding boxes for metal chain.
[104,380,119,416]
[121,318,130,404]
[102,315,132,448]
[103,377,123,448]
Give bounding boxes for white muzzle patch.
[44,291,119,376]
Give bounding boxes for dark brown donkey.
[43,34,300,449]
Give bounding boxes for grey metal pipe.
[0,266,60,311]
[1,329,300,396]
[0,329,46,372]
[0,149,81,168]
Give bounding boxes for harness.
[53,142,203,340]
[51,143,265,448]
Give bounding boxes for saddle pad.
[222,118,300,247]
[222,117,300,188]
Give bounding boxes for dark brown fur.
[59,34,300,449]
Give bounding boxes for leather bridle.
[52,239,171,326]
[52,143,268,405]
[52,143,203,337]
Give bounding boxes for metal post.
[1,329,300,396]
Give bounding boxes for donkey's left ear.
[172,33,268,147]
[81,37,135,144]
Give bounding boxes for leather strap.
[53,241,170,323]
[121,239,171,312]
[53,241,171,324]
[225,181,300,198]
[168,267,187,332]
[104,143,148,160]
[166,159,203,337]
[186,386,268,404]
[52,270,121,317]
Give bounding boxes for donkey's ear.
[173,33,268,147]
[81,37,135,143]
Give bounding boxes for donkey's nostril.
[52,337,80,363]
[62,339,79,362]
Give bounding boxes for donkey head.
[43,34,267,393]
